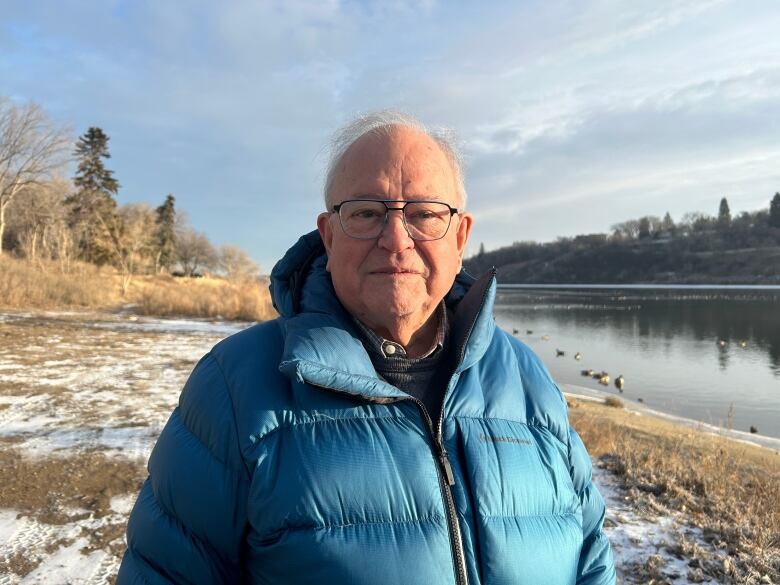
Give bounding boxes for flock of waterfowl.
[577,367,626,391]
[511,327,760,434]
[510,327,629,394]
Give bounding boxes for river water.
[492,286,780,439]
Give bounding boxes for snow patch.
[0,509,22,545]
[16,426,162,460]
[0,506,130,584]
[109,494,136,516]
[89,316,250,336]
[19,538,112,585]
[594,464,718,584]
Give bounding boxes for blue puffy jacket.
[118,231,615,585]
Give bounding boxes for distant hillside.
[465,198,780,284]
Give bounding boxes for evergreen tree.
[661,212,675,233]
[638,216,651,239]
[770,192,780,228]
[478,242,485,256]
[154,194,177,273]
[72,128,119,196]
[66,127,120,264]
[718,197,731,227]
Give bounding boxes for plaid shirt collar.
[353,301,448,359]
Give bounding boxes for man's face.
[317,126,473,339]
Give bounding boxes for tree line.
[465,194,780,284]
[0,97,259,294]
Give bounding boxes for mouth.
[369,268,422,276]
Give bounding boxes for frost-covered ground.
[0,309,721,584]
[594,464,726,584]
[0,310,245,583]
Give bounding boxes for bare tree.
[610,219,640,240]
[680,211,714,233]
[176,224,216,276]
[6,177,72,264]
[102,203,156,295]
[217,244,260,281]
[0,98,71,255]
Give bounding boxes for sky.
[2,0,779,271]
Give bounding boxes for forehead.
[330,126,456,203]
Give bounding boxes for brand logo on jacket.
[479,434,531,445]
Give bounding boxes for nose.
[377,208,414,251]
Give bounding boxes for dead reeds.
[570,400,780,584]
[0,255,277,322]
[133,275,276,322]
[0,255,115,308]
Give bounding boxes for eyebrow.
[347,194,445,201]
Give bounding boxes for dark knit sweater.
[353,303,451,425]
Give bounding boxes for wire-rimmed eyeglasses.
[332,199,459,241]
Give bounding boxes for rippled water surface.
[493,286,780,438]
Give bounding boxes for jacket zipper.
[307,383,468,585]
[413,397,468,585]
[303,271,496,585]
[430,267,496,585]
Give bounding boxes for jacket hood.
[269,230,497,399]
[270,230,339,319]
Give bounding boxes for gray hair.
[323,110,467,210]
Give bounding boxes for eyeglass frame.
[331,198,460,241]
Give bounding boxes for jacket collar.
[271,231,496,401]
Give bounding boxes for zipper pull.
[439,449,456,486]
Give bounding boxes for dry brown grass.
[0,255,277,322]
[569,399,780,584]
[130,275,276,321]
[0,255,117,308]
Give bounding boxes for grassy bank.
[131,274,276,321]
[0,255,115,308]
[570,397,779,584]
[0,255,276,322]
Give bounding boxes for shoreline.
[499,283,780,290]
[561,382,780,452]
[0,304,272,326]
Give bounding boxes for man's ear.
[455,212,474,260]
[317,212,334,272]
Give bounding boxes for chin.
[369,277,424,300]
[365,289,426,321]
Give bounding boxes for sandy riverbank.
[563,383,780,452]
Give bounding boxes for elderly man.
[118,112,615,584]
